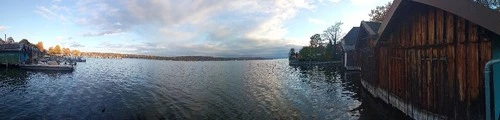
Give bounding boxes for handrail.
[484,59,500,120]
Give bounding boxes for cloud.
[0,26,7,31]
[35,6,68,22]
[49,0,316,57]
[319,0,342,5]
[82,29,123,37]
[70,42,84,48]
[349,0,385,6]
[308,17,327,25]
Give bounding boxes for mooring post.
[485,59,500,120]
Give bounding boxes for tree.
[54,45,62,55]
[309,34,322,47]
[289,48,296,60]
[322,22,343,46]
[369,2,392,22]
[474,0,500,11]
[62,48,71,56]
[36,41,44,52]
[19,39,30,45]
[48,47,54,54]
[71,50,81,56]
[6,37,14,43]
[299,47,314,61]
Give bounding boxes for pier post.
[485,59,500,120]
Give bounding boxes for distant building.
[355,21,381,85]
[0,40,43,65]
[341,27,360,70]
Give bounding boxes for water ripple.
[0,58,410,119]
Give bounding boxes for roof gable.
[361,21,382,36]
[341,27,360,51]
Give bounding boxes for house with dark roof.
[355,21,381,84]
[0,41,43,65]
[360,0,500,119]
[341,27,360,70]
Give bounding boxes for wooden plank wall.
[372,5,493,119]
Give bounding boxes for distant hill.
[80,52,270,61]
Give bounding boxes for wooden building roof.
[375,0,500,46]
[341,27,360,51]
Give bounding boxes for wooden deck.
[361,79,446,120]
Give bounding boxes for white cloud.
[35,6,68,22]
[0,26,8,31]
[43,0,315,57]
[319,0,342,5]
[350,0,385,6]
[308,17,327,25]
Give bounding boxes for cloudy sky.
[0,0,391,58]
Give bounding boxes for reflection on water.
[0,59,409,119]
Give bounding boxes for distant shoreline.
[80,52,273,61]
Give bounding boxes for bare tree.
[322,22,343,46]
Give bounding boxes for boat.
[19,64,74,71]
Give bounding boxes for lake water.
[0,58,409,119]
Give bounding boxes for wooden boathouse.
[0,39,43,65]
[356,21,381,84]
[359,0,500,119]
[341,27,360,70]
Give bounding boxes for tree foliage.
[474,0,500,11]
[71,50,81,56]
[6,37,14,43]
[54,45,62,55]
[19,39,30,45]
[289,48,296,60]
[309,34,322,47]
[48,47,54,54]
[62,48,71,56]
[36,41,44,52]
[369,2,393,22]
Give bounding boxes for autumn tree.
[309,34,322,47]
[48,47,54,54]
[369,2,393,22]
[71,50,81,56]
[54,45,62,55]
[62,48,71,56]
[36,41,44,52]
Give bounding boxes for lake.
[0,58,409,119]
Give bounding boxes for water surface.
[0,58,408,119]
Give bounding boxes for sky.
[0,0,391,58]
